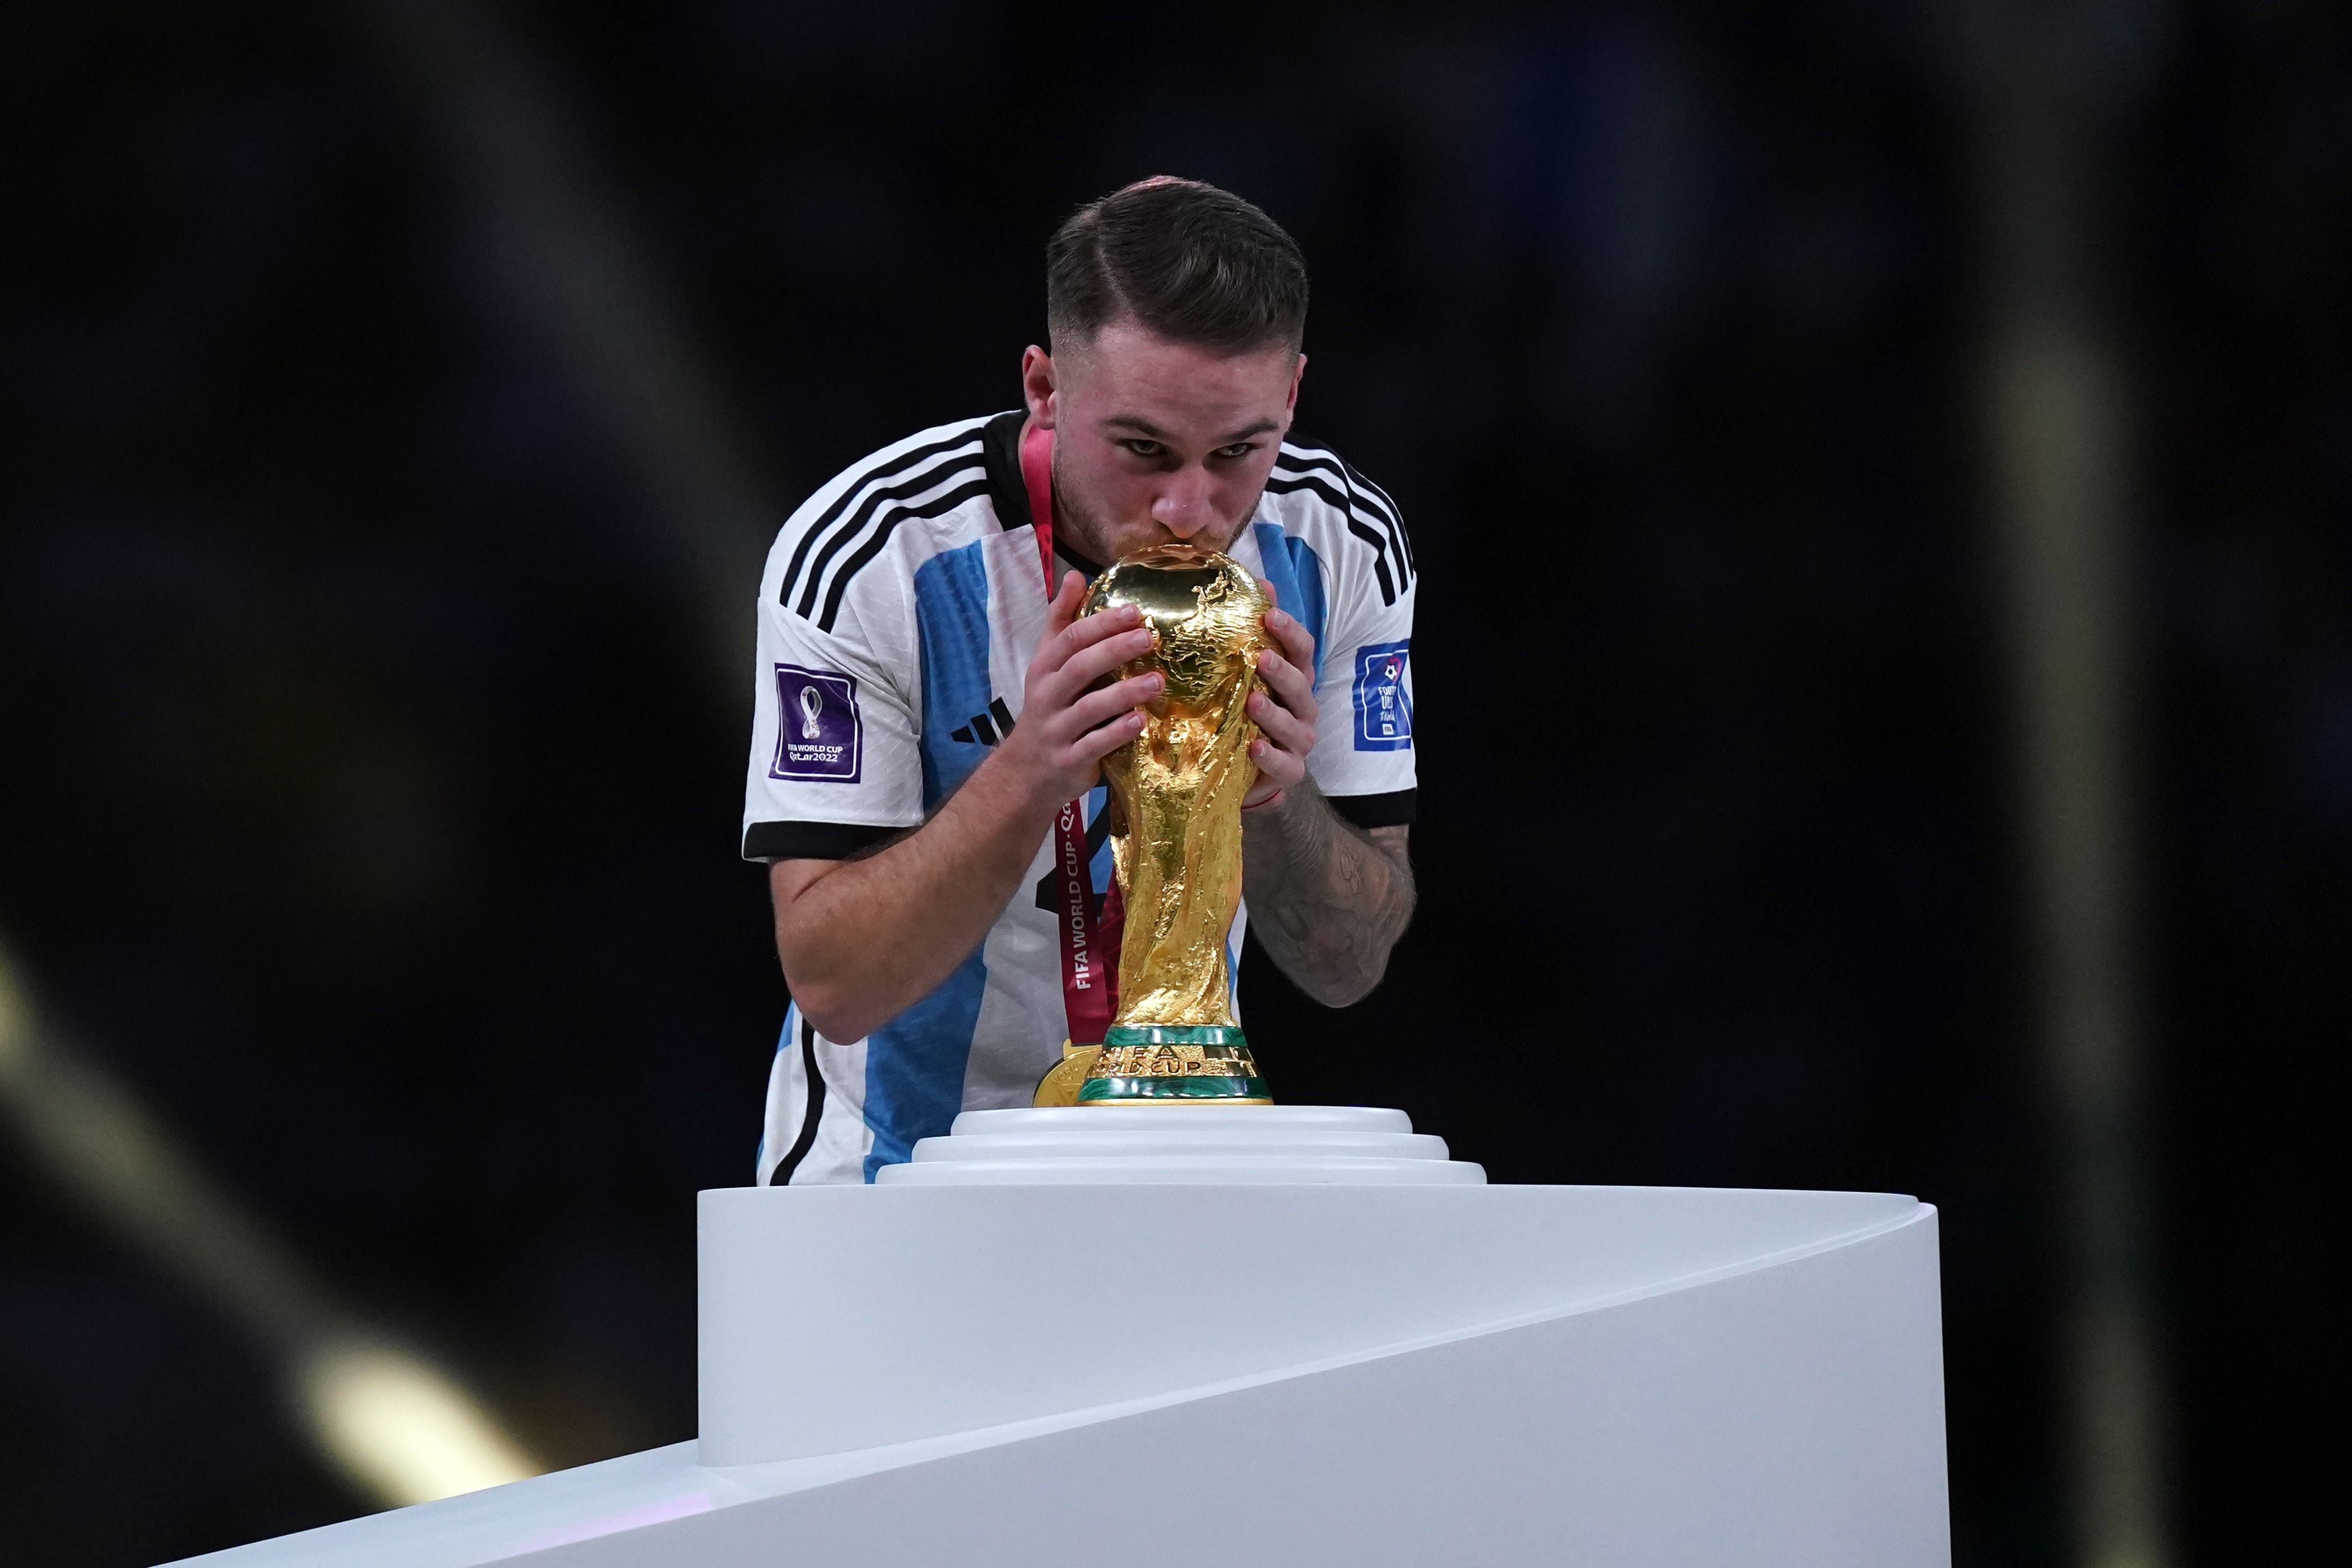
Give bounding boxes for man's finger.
[1065,674,1162,735]
[1265,603,1317,668]
[1255,648,1317,715]
[1042,569,1088,636]
[1043,600,1143,671]
[1058,599,1139,650]
[1247,735,1307,789]
[1047,625,1157,699]
[1247,688,1314,756]
[1257,577,1317,662]
[1068,707,1151,764]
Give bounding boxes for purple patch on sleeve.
[771,665,863,782]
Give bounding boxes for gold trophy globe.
[1056,543,1274,1105]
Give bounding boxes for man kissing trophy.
[1035,544,1273,1106]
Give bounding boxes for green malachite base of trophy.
[1075,1025,1271,1105]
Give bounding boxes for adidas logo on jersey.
[950,697,1019,746]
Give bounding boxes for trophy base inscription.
[1076,1025,1271,1105]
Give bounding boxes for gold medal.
[1032,1042,1102,1108]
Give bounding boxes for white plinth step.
[874,1104,1487,1185]
[174,1184,1947,1566]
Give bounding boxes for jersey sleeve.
[1303,535,1417,829]
[742,582,925,862]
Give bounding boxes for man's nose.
[1152,468,1218,539]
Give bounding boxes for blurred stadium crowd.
[2,2,2344,1563]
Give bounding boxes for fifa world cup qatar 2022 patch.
[1351,639,1413,751]
[771,665,863,782]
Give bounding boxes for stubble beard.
[1045,449,1115,568]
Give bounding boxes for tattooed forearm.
[1239,776,1416,1006]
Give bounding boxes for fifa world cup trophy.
[1063,543,1275,1104]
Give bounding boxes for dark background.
[2,1,2343,1563]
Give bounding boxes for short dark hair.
[1046,177,1309,354]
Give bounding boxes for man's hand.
[998,570,1164,807]
[1243,581,1319,809]
[769,571,1162,1042]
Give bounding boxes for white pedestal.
[172,1120,1950,1566]
[877,1103,1488,1185]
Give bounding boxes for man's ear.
[1287,351,1307,413]
[1021,345,1058,428]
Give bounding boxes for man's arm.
[1234,593,1417,1006]
[1241,779,1415,1006]
[768,573,1158,1042]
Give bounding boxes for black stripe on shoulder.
[744,820,900,861]
[1347,518,1399,605]
[1272,439,1414,601]
[814,473,993,632]
[1263,468,1351,512]
[1278,438,1405,524]
[791,450,986,619]
[1272,445,1359,500]
[1277,439,1413,593]
[1329,789,1417,829]
[779,430,986,613]
[1344,461,1405,529]
[779,428,982,607]
[1264,474,1397,605]
[1346,459,1415,576]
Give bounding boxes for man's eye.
[1122,439,1165,457]
[1214,442,1257,460]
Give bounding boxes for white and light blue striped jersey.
[742,410,1417,1184]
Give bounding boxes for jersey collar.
[982,407,1105,580]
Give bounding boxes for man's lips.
[1118,523,1244,551]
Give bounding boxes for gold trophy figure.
[1064,543,1274,1105]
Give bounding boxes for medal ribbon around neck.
[1021,420,1126,1045]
